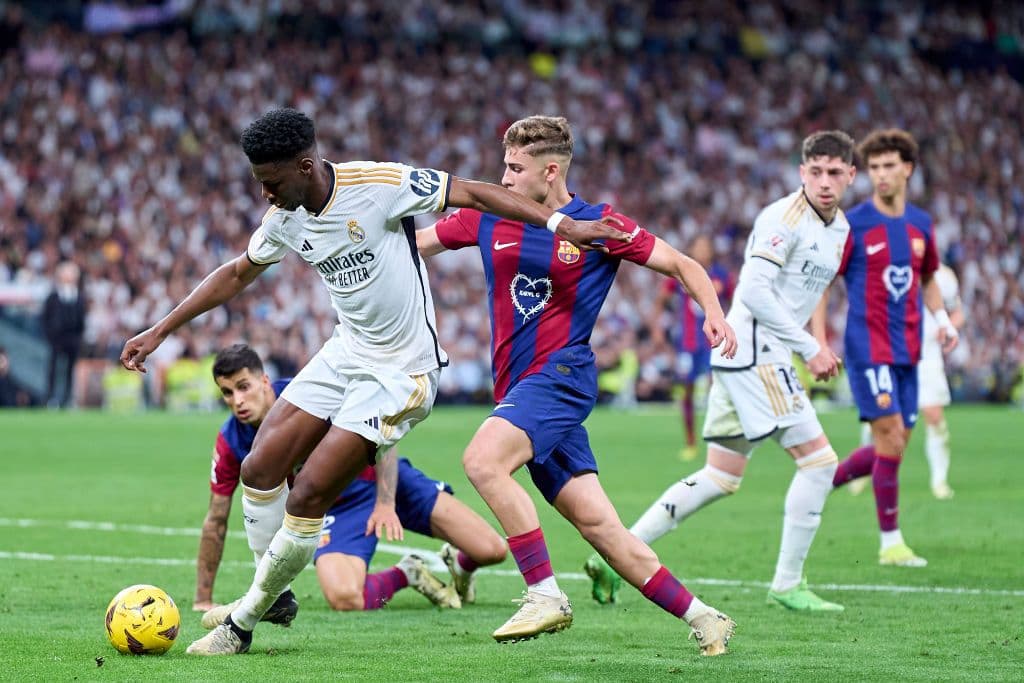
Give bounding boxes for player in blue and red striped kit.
[651,235,734,460]
[195,344,506,624]
[418,116,738,655]
[818,130,958,567]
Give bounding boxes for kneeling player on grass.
[418,116,738,655]
[587,131,857,613]
[195,345,506,621]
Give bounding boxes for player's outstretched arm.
[446,177,631,252]
[120,254,268,372]
[643,238,737,358]
[416,225,447,258]
[195,489,232,611]
[366,447,404,541]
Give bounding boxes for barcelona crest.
[557,240,581,265]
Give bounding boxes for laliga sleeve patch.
[409,169,441,197]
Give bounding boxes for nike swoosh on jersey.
[866,242,887,255]
[494,241,518,251]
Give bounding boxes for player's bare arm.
[195,489,232,610]
[366,447,403,541]
[922,275,959,353]
[446,177,631,252]
[120,254,268,372]
[416,225,446,258]
[644,237,737,358]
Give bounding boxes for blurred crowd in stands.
[0,0,1021,407]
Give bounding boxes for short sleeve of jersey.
[921,223,939,279]
[602,213,656,264]
[749,210,794,267]
[382,164,451,220]
[247,208,288,265]
[434,208,481,250]
[211,431,241,496]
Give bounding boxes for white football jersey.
[921,263,960,363]
[247,161,450,375]
[714,189,850,368]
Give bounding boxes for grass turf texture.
[0,405,1020,681]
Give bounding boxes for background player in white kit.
[119,108,630,656]
[851,262,963,499]
[588,131,856,612]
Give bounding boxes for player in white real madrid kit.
[592,132,857,612]
[119,109,631,656]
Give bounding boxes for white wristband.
[933,309,952,329]
[546,211,567,233]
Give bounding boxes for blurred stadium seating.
[0,1,1020,407]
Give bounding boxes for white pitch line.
[3,518,1023,598]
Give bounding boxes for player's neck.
[304,160,333,213]
[542,184,573,211]
[872,193,906,218]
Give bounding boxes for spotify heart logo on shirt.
[510,274,553,320]
[883,265,913,301]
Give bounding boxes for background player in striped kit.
[418,115,738,655]
[650,235,734,461]
[119,109,631,656]
[588,130,857,612]
[822,129,959,567]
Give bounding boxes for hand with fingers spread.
[365,503,404,541]
[554,214,634,253]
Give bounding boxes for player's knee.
[461,445,495,487]
[240,451,287,491]
[321,584,364,611]
[286,478,333,518]
[476,535,508,566]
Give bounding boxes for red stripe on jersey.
[903,224,926,362]
[211,432,241,496]
[863,226,893,364]
[490,219,526,401]
[522,240,587,379]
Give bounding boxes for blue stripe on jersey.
[886,220,912,363]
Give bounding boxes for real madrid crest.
[348,219,365,243]
[557,240,581,265]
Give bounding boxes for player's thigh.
[242,397,331,488]
[315,553,369,609]
[463,416,534,477]
[288,426,376,518]
[552,472,621,531]
[429,493,505,562]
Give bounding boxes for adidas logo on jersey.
[363,416,380,430]
[810,242,819,251]
[762,344,771,352]
[301,239,314,252]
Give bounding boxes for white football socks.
[242,480,292,594]
[231,513,323,631]
[630,466,741,545]
[771,448,837,593]
[529,576,562,599]
[925,420,951,487]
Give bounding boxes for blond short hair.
[502,116,574,160]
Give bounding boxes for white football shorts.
[281,342,439,452]
[917,358,951,408]
[703,364,823,456]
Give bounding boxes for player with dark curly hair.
[120,108,631,656]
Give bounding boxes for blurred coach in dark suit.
[42,260,86,408]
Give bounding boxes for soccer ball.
[104,584,180,655]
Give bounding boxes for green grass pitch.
[0,405,1021,681]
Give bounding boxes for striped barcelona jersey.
[434,195,655,402]
[210,379,375,498]
[663,264,733,353]
[839,200,939,366]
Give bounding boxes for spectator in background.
[41,260,86,408]
[0,346,17,406]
